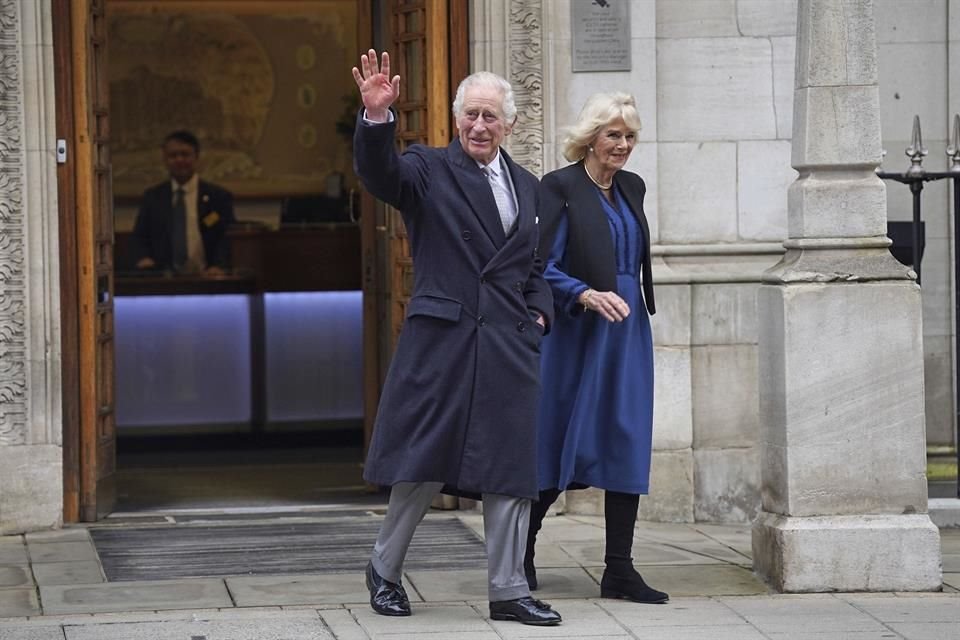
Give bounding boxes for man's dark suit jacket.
[129,180,235,271]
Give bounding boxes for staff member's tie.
[171,186,187,270]
[483,165,516,234]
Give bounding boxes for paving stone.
[28,543,98,565]
[374,633,499,640]
[525,541,579,568]
[0,626,65,640]
[886,622,960,640]
[407,567,598,602]
[942,573,960,591]
[0,566,30,588]
[838,594,960,623]
[40,579,231,615]
[584,564,767,596]
[0,543,28,566]
[318,608,371,640]
[227,573,389,607]
[598,596,750,627]
[25,530,91,544]
[32,562,104,587]
[617,627,767,640]
[0,587,40,617]
[766,633,912,639]
[941,551,960,573]
[717,595,889,634]
[61,617,333,639]
[349,603,489,636]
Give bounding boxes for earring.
[588,146,594,152]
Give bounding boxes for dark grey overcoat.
[355,116,554,500]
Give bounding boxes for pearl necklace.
[583,164,613,190]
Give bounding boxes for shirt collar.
[171,173,199,194]
[476,150,504,176]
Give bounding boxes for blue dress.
[536,185,654,495]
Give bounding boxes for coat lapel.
[446,140,506,248]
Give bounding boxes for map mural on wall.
[107,2,358,197]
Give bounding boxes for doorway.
[56,0,469,522]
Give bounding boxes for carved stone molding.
[0,0,27,446]
[506,0,544,176]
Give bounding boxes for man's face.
[162,139,198,184]
[455,85,513,165]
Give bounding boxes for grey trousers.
[371,481,532,602]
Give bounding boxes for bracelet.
[581,289,594,311]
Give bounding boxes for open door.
[56,0,116,522]
[361,0,468,459]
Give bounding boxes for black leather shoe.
[365,561,411,616]
[489,596,561,626]
[524,559,538,591]
[600,567,669,604]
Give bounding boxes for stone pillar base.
[0,445,62,535]
[752,511,942,592]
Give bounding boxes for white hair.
[561,92,642,162]
[451,71,517,122]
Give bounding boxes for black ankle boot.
[600,565,669,603]
[525,489,561,591]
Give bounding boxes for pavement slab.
[28,543,98,565]
[839,593,960,623]
[0,587,40,617]
[32,562,104,587]
[318,609,371,640]
[406,567,598,602]
[40,578,232,615]
[560,540,724,567]
[0,626,65,640]
[227,573,388,607]
[885,622,960,640]
[597,596,751,628]
[350,603,491,637]
[584,563,768,596]
[0,566,30,588]
[717,595,891,634]
[61,613,333,640]
[25,530,91,545]
[0,542,28,566]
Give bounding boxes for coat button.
[515,281,523,292]
[478,315,486,327]
[462,230,472,240]
[517,321,526,332]
[480,276,486,284]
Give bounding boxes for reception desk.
[114,225,363,435]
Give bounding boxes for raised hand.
[351,49,401,123]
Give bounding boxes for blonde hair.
[561,92,642,162]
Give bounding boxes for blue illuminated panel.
[264,291,363,422]
[114,295,253,427]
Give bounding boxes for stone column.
[0,0,63,534]
[752,0,941,591]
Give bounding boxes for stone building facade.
[0,0,956,533]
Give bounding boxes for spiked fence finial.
[905,115,928,177]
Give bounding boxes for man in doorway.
[351,50,560,626]
[130,130,235,275]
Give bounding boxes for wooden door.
[360,0,468,487]
[56,0,116,522]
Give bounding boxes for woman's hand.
[351,49,401,123]
[579,289,630,322]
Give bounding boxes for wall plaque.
[571,0,631,72]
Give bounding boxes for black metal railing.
[876,114,960,498]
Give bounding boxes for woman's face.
[590,118,636,173]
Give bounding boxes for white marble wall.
[0,0,63,534]
[875,0,955,446]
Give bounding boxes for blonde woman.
[526,93,667,604]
